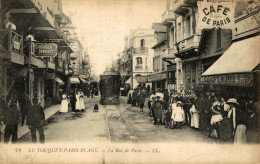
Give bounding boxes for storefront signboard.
[136,76,147,83]
[147,72,167,82]
[201,73,253,86]
[35,43,57,57]
[197,1,234,29]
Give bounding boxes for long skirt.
[190,112,199,128]
[234,124,247,144]
[76,100,81,111]
[154,108,162,119]
[218,118,233,141]
[79,97,85,109]
[60,100,68,113]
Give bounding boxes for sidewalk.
[17,104,61,139]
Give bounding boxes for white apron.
[75,93,81,111]
[60,94,68,113]
[79,92,85,109]
[190,105,199,128]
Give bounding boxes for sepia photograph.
[0,0,259,163]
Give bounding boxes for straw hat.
[227,98,239,105]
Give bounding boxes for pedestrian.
[220,97,230,117]
[127,89,133,104]
[3,99,19,143]
[132,89,137,106]
[139,93,145,114]
[0,94,6,142]
[70,90,77,112]
[183,96,192,126]
[234,103,248,144]
[227,98,239,139]
[208,105,223,138]
[75,90,81,112]
[60,92,68,113]
[148,91,155,117]
[20,94,31,126]
[27,97,45,143]
[172,101,185,129]
[190,104,199,130]
[79,90,85,111]
[153,95,163,125]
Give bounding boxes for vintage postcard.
[0,0,259,163]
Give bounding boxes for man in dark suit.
[27,98,45,143]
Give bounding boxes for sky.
[62,0,166,76]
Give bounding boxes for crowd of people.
[127,87,260,144]
[0,93,46,143]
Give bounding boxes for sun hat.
[227,98,239,105]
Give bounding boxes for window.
[216,29,221,49]
[185,15,191,38]
[136,57,143,69]
[177,22,181,41]
[140,39,145,47]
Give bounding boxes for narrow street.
[18,96,214,143]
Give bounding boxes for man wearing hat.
[20,94,31,126]
[27,97,45,143]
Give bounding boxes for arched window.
[136,57,143,69]
[185,15,191,37]
[136,57,142,65]
[140,39,145,47]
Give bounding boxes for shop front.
[147,72,167,92]
[167,64,176,92]
[201,35,260,100]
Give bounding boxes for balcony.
[175,34,201,53]
[133,47,148,54]
[54,21,69,45]
[29,56,46,68]
[161,10,175,25]
[135,65,143,70]
[70,53,78,59]
[173,0,193,15]
[0,29,24,65]
[47,61,55,70]
[56,58,64,72]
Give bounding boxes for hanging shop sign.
[201,73,253,86]
[35,43,57,57]
[147,72,167,82]
[197,1,234,29]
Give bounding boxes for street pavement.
[18,96,216,143]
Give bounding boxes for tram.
[99,70,120,105]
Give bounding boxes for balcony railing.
[176,34,201,53]
[54,21,69,44]
[0,28,24,65]
[135,65,143,70]
[133,47,148,54]
[161,10,175,24]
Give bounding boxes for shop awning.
[202,35,260,76]
[79,78,87,83]
[55,77,64,85]
[70,77,80,84]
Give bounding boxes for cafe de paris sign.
[197,1,234,29]
[35,43,57,57]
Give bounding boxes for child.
[172,101,185,129]
[93,104,99,112]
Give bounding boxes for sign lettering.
[35,43,57,57]
[198,2,234,29]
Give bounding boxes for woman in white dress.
[75,91,81,112]
[60,93,68,113]
[190,104,199,129]
[79,90,85,111]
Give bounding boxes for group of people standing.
[128,87,260,144]
[60,89,86,113]
[0,93,45,143]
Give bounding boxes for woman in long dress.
[190,104,199,129]
[75,91,81,112]
[79,90,85,111]
[60,93,68,113]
